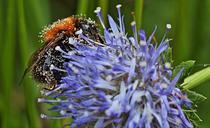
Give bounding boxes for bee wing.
[28,34,65,71]
[19,34,65,85]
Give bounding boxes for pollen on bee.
[40,114,47,119]
[42,17,77,43]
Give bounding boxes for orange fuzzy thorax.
[43,17,77,43]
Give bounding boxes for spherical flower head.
[39,4,193,128]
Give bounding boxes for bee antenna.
[18,68,29,86]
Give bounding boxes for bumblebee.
[23,16,104,90]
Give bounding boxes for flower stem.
[134,0,143,29]
[1,0,15,127]
[76,0,88,14]
[99,0,109,25]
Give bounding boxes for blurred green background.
[0,0,210,127]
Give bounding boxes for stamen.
[165,62,171,69]
[41,113,70,119]
[131,21,136,26]
[56,98,61,102]
[77,33,94,46]
[166,24,171,30]
[160,83,168,88]
[116,4,122,8]
[50,64,66,72]
[83,111,89,117]
[139,82,144,87]
[140,61,147,67]
[38,98,68,103]
[140,40,146,46]
[40,90,45,95]
[68,63,79,74]
[44,86,62,96]
[94,7,106,29]
[68,37,76,44]
[67,51,77,56]
[41,114,47,119]
[60,110,66,115]
[106,75,112,81]
[131,21,138,47]
[116,4,123,33]
[55,46,68,55]
[75,29,83,35]
[161,24,172,43]
[37,98,44,102]
[79,33,106,47]
[165,38,173,43]
[72,67,79,74]
[68,105,73,109]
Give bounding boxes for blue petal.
[108,15,120,37]
[94,119,105,128]
[147,26,157,45]
[139,30,146,41]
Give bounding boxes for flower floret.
[39,4,193,128]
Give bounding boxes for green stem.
[0,0,3,55]
[99,0,109,24]
[134,0,144,29]
[28,0,50,27]
[182,67,210,89]
[174,0,196,63]
[1,0,15,127]
[76,0,88,14]
[17,0,42,127]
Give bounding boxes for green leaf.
[182,66,210,89]
[185,90,207,104]
[173,60,195,81]
[184,109,202,127]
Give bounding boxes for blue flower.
[39,4,193,128]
